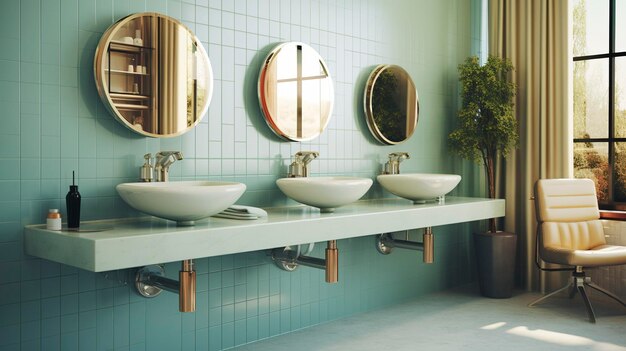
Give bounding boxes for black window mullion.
[610,0,616,55]
[573,53,611,61]
[573,138,626,143]
[574,52,626,61]
[608,0,616,204]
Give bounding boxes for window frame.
[573,0,626,209]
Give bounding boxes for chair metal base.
[529,269,626,323]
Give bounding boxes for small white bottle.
[134,29,143,46]
[46,209,62,231]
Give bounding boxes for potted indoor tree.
[449,56,519,298]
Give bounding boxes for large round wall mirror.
[258,42,334,142]
[364,64,418,144]
[94,13,213,138]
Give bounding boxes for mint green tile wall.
[0,0,480,350]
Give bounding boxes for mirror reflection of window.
[186,42,207,127]
[259,42,334,141]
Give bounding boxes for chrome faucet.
[288,151,319,177]
[154,151,184,182]
[383,152,410,174]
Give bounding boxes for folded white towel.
[212,205,268,220]
[212,213,260,220]
[225,205,267,217]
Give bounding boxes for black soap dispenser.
[66,171,81,229]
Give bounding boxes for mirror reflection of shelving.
[105,16,156,132]
[95,12,214,137]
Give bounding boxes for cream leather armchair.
[530,178,626,323]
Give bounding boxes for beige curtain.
[489,0,572,291]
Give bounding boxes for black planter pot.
[474,231,517,298]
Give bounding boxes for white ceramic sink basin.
[116,181,246,225]
[276,176,373,213]
[377,173,461,204]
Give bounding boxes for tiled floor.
[234,285,626,350]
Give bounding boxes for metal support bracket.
[135,265,166,298]
[134,260,196,312]
[376,227,434,263]
[271,241,339,283]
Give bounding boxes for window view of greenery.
[573,0,626,207]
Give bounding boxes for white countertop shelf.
[24,197,504,272]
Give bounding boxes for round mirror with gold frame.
[364,64,418,144]
[94,13,213,138]
[258,42,334,142]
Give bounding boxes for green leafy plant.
[449,56,519,233]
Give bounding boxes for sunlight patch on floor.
[506,326,626,350]
[480,322,507,330]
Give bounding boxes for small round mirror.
[258,42,334,142]
[364,64,418,144]
[94,13,213,138]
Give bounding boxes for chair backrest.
[535,178,606,252]
[535,178,599,222]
